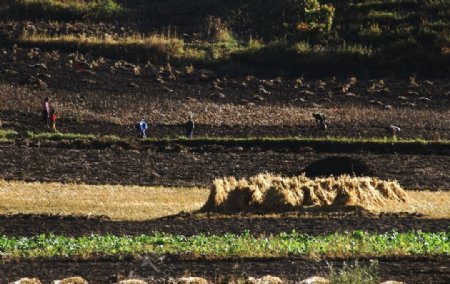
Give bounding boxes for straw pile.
[202,174,408,213]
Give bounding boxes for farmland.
[0,0,449,283]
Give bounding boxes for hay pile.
[202,174,408,213]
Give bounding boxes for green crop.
[24,131,450,145]
[27,131,97,140]
[0,231,448,260]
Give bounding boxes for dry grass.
[203,174,409,213]
[20,32,182,47]
[19,32,185,58]
[378,191,450,218]
[0,179,448,220]
[0,180,208,221]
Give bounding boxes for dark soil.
[0,146,448,190]
[1,255,449,284]
[302,156,372,177]
[0,213,448,237]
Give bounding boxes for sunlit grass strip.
[24,132,450,145]
[12,0,130,19]
[0,129,18,139]
[0,231,448,260]
[27,131,96,140]
[20,33,183,48]
[158,136,450,145]
[19,33,185,58]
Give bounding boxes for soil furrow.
[0,146,448,189]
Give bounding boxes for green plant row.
[22,131,450,145]
[0,131,446,154]
[0,129,18,140]
[0,231,448,260]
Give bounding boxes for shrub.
[7,0,131,21]
[328,260,380,284]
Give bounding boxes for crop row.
[18,131,450,144]
[1,130,448,154]
[0,231,448,260]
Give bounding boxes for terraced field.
[0,0,449,283]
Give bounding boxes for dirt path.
[0,146,448,189]
[1,256,449,283]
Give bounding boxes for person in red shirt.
[50,110,58,132]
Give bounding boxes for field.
[0,0,449,283]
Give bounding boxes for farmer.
[313,112,327,130]
[41,97,52,128]
[386,125,401,137]
[50,109,58,132]
[136,119,148,138]
[186,115,195,139]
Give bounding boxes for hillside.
[0,0,449,75]
[0,0,449,141]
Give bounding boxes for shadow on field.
[0,213,449,237]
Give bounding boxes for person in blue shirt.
[136,119,148,138]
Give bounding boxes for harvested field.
[0,178,449,237]
[0,180,207,221]
[1,256,449,284]
[0,146,448,190]
[203,174,407,213]
[1,100,450,140]
[1,180,449,221]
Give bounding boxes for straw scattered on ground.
[203,174,409,213]
[0,179,448,219]
[0,180,208,221]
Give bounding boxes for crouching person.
[385,125,401,137]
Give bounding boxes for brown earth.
[1,255,449,284]
[0,146,448,190]
[0,44,449,140]
[0,213,448,237]
[2,109,450,140]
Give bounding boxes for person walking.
[42,97,52,128]
[186,116,195,139]
[313,112,327,130]
[136,119,148,138]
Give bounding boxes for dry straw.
[203,174,408,213]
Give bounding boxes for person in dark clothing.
[186,116,194,139]
[313,112,327,130]
[42,97,52,128]
[385,125,401,137]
